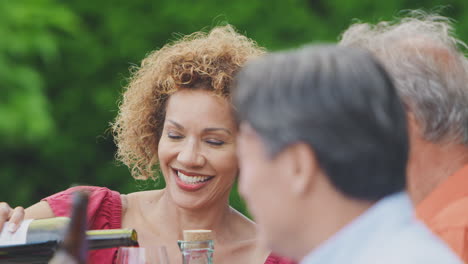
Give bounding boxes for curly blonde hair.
[112,25,265,180]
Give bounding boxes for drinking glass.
[116,247,145,264]
[116,246,170,264]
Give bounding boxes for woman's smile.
[172,168,215,191]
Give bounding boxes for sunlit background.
[1,0,467,216]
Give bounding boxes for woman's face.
[158,89,238,209]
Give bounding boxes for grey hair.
[339,11,468,144]
[234,44,408,200]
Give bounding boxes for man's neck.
[292,191,374,261]
[407,139,468,205]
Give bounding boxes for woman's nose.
[177,140,205,167]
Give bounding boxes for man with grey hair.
[340,12,468,262]
[234,44,461,263]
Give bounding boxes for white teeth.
[177,171,211,184]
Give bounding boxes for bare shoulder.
[121,190,164,220]
[229,207,257,239]
[227,208,271,263]
[120,194,129,215]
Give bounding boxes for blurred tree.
[0,0,77,145]
[1,0,467,217]
[0,0,79,205]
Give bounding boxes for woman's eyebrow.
[167,119,184,129]
[203,127,232,135]
[167,119,232,135]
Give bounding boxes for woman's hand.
[0,202,25,233]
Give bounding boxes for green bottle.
[0,192,138,263]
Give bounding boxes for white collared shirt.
[301,192,462,264]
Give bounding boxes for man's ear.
[279,143,320,196]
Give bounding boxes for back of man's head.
[339,11,468,145]
[234,44,408,201]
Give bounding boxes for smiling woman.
[158,89,238,209]
[0,25,294,264]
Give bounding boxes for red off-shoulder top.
[43,186,295,264]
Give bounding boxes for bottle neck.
[86,229,139,250]
[27,226,139,250]
[178,240,214,264]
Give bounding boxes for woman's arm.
[0,200,55,233]
[2,186,122,233]
[25,201,56,219]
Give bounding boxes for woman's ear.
[280,143,320,196]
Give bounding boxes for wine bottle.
[0,220,138,263]
[0,229,138,263]
[178,230,214,264]
[0,217,139,248]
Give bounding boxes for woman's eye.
[167,132,183,139]
[206,139,225,146]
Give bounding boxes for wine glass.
[154,246,170,264]
[116,246,169,264]
[116,247,145,264]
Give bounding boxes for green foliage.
[1,0,468,217]
[0,0,78,146]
